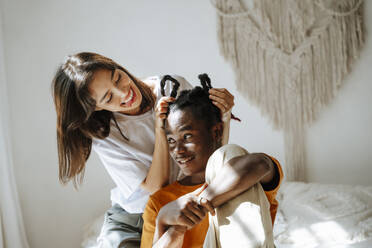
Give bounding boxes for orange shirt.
[266,156,284,224]
[141,182,208,248]
[141,158,283,248]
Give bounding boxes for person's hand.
[156,187,214,230]
[155,96,175,130]
[208,88,235,120]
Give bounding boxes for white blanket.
[81,182,372,248]
[273,182,372,248]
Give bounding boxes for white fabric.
[81,181,372,248]
[203,144,274,248]
[273,182,372,248]
[93,75,192,213]
[0,12,30,248]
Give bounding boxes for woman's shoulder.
[141,75,161,90]
[141,75,190,85]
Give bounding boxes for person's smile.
[121,87,135,106]
[176,156,195,165]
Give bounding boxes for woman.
[51,52,235,247]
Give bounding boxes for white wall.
[0,0,371,247]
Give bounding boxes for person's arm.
[141,75,193,193]
[142,196,186,248]
[221,110,231,145]
[208,88,235,145]
[152,149,276,247]
[152,226,186,248]
[156,150,276,229]
[140,96,175,194]
[198,152,275,208]
[152,187,212,246]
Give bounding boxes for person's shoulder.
[141,75,161,84]
[217,144,247,152]
[141,75,187,85]
[148,182,181,209]
[150,182,180,199]
[215,144,249,159]
[141,75,161,93]
[91,132,119,149]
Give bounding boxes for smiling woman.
[89,69,144,115]
[51,52,236,247]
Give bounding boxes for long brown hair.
[52,52,155,186]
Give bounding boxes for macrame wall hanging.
[210,0,365,181]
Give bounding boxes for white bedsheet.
[274,182,372,248]
[81,182,372,248]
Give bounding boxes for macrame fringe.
[212,0,365,181]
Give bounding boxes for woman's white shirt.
[92,75,192,213]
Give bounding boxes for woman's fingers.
[210,93,234,108]
[155,96,175,119]
[156,96,175,108]
[208,88,234,114]
[211,99,227,113]
[159,96,176,104]
[158,113,167,119]
[157,105,169,114]
[209,88,233,98]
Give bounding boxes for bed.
[81,182,372,248]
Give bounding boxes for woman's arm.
[140,75,194,193]
[208,88,235,145]
[140,96,175,194]
[221,110,231,145]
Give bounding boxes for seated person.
[140,76,283,248]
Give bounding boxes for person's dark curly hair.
[168,74,222,129]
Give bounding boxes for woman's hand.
[209,88,235,144]
[209,88,235,119]
[155,96,175,130]
[156,188,214,230]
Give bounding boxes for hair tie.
[160,75,180,98]
[198,73,212,93]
